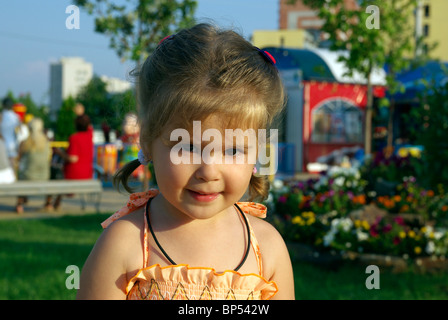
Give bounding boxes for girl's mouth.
[187,190,220,202]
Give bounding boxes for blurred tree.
[74,0,196,190]
[16,93,51,128]
[76,75,136,132]
[408,70,448,189]
[108,87,136,133]
[55,96,76,141]
[289,0,435,155]
[76,75,109,126]
[74,0,197,63]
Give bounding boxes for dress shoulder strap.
[101,189,159,229]
[236,202,267,277]
[143,202,150,267]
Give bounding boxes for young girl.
[77,23,295,300]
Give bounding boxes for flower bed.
[265,167,448,272]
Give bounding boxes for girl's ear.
[143,143,153,162]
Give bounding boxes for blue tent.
[389,61,448,103]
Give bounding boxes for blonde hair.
[21,118,48,153]
[115,23,285,201]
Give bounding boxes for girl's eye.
[225,148,243,156]
[181,144,198,153]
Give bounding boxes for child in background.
[77,23,294,300]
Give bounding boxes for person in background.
[101,121,111,143]
[16,118,51,214]
[44,114,94,211]
[1,97,21,171]
[0,115,17,184]
[16,113,34,146]
[116,112,144,181]
[64,114,94,180]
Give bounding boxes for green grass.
[0,214,108,300]
[0,214,447,300]
[293,260,448,300]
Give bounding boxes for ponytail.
[113,159,142,193]
[248,174,270,202]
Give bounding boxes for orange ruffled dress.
[101,189,278,300]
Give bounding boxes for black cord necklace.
[145,199,251,272]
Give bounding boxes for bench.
[0,179,103,212]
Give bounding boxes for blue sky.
[0,0,279,105]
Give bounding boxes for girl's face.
[151,115,257,221]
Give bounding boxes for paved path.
[0,185,131,220]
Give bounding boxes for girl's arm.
[253,218,295,300]
[76,220,133,300]
[267,232,295,300]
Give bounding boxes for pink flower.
[369,228,379,237]
[394,216,405,226]
[393,236,401,245]
[383,223,392,233]
[278,196,287,203]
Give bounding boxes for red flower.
[278,196,287,203]
[369,228,379,237]
[394,216,405,226]
[383,223,392,233]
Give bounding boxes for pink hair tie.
[158,35,174,45]
[254,47,276,66]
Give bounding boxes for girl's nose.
[194,156,220,182]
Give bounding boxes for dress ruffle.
[126,264,278,300]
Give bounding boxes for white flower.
[426,241,435,254]
[340,218,353,232]
[330,217,353,232]
[423,225,434,237]
[356,230,369,241]
[331,218,341,228]
[334,176,345,187]
[329,210,338,217]
[323,231,335,247]
[433,231,444,241]
[272,179,284,189]
[367,191,377,198]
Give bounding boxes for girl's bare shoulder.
[246,215,292,269]
[90,206,146,267]
[246,214,295,299]
[77,207,146,299]
[101,206,145,244]
[246,214,287,251]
